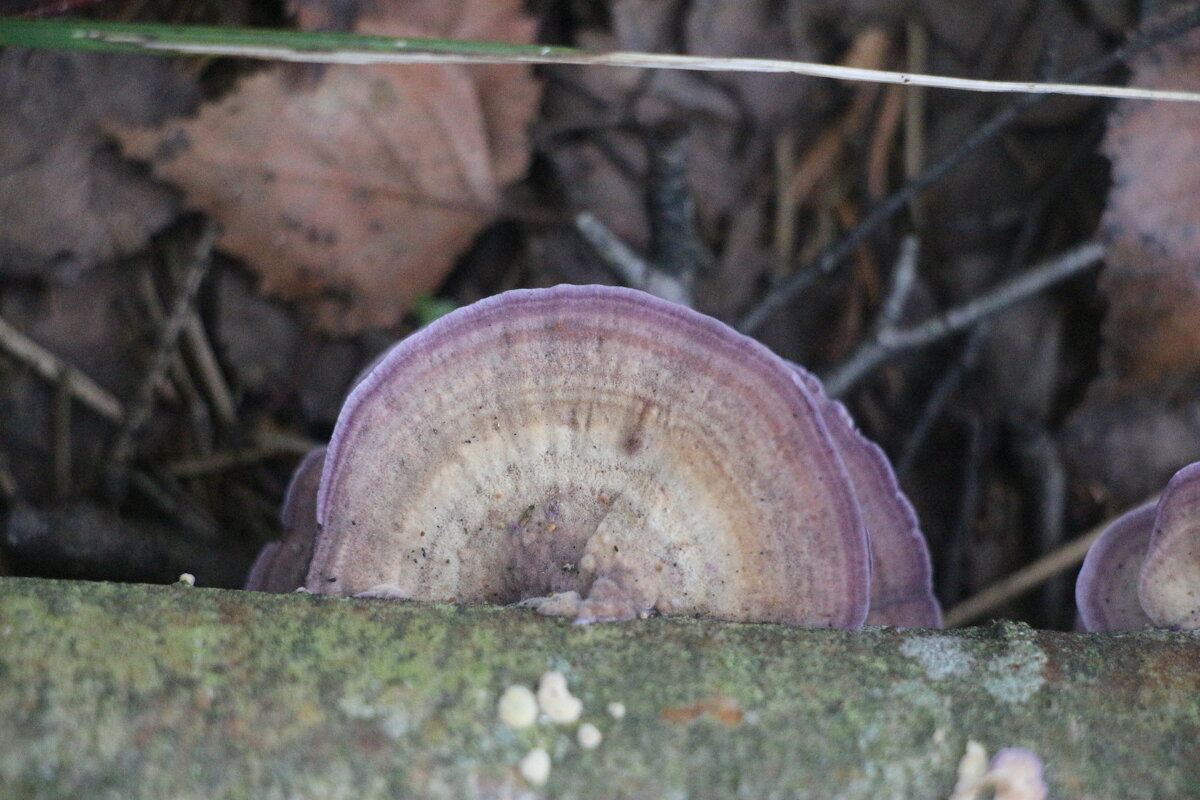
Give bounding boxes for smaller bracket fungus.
[288,285,937,629]
[1075,501,1156,632]
[1076,461,1200,631]
[787,363,941,627]
[245,447,326,593]
[1139,462,1200,629]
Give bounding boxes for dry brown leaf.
[0,51,196,279]
[116,0,539,332]
[1098,21,1200,390]
[1061,16,1200,511]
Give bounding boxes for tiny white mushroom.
[537,671,583,724]
[949,741,990,800]
[497,685,538,730]
[987,749,1048,800]
[577,722,603,749]
[518,747,551,786]
[606,701,626,720]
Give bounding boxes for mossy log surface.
[0,577,1197,799]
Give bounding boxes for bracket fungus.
[1074,501,1156,632]
[1076,461,1200,631]
[250,285,938,629]
[245,446,325,594]
[786,363,941,627]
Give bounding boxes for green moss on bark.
[0,577,1197,799]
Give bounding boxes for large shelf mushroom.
[1076,461,1200,631]
[251,285,940,629]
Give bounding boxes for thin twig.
[1013,425,1069,628]
[0,314,124,424]
[0,452,18,502]
[903,19,927,222]
[822,240,1104,397]
[736,5,1200,334]
[53,368,72,500]
[646,122,711,289]
[136,266,215,456]
[574,212,692,306]
[125,468,220,542]
[944,495,1161,627]
[895,111,1100,474]
[943,412,985,606]
[109,222,217,470]
[166,431,321,478]
[183,312,238,429]
[866,83,905,203]
[166,448,287,479]
[574,211,651,284]
[895,327,986,478]
[874,235,919,334]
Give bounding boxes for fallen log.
[0,577,1196,798]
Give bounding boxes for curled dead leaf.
[114,0,540,333]
[1099,20,1200,390]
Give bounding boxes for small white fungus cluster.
[496,670,624,787]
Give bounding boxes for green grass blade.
[2,17,1199,103]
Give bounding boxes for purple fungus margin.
[307,284,876,628]
[1139,461,1200,629]
[786,362,941,627]
[1074,500,1156,632]
[245,446,326,593]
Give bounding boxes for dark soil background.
[2,0,1199,630]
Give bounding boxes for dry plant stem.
[109,223,217,470]
[736,6,1200,334]
[943,413,985,606]
[166,430,323,479]
[135,268,215,455]
[126,468,219,542]
[773,130,798,273]
[166,449,284,479]
[776,29,889,266]
[183,312,237,429]
[256,430,323,455]
[0,454,18,501]
[573,212,691,306]
[895,327,986,478]
[646,123,711,291]
[822,240,1104,397]
[1011,424,1070,624]
[894,121,1092,473]
[53,368,72,500]
[13,16,1200,102]
[903,19,927,222]
[875,235,919,333]
[574,211,648,284]
[943,495,1162,627]
[0,314,124,424]
[867,83,905,202]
